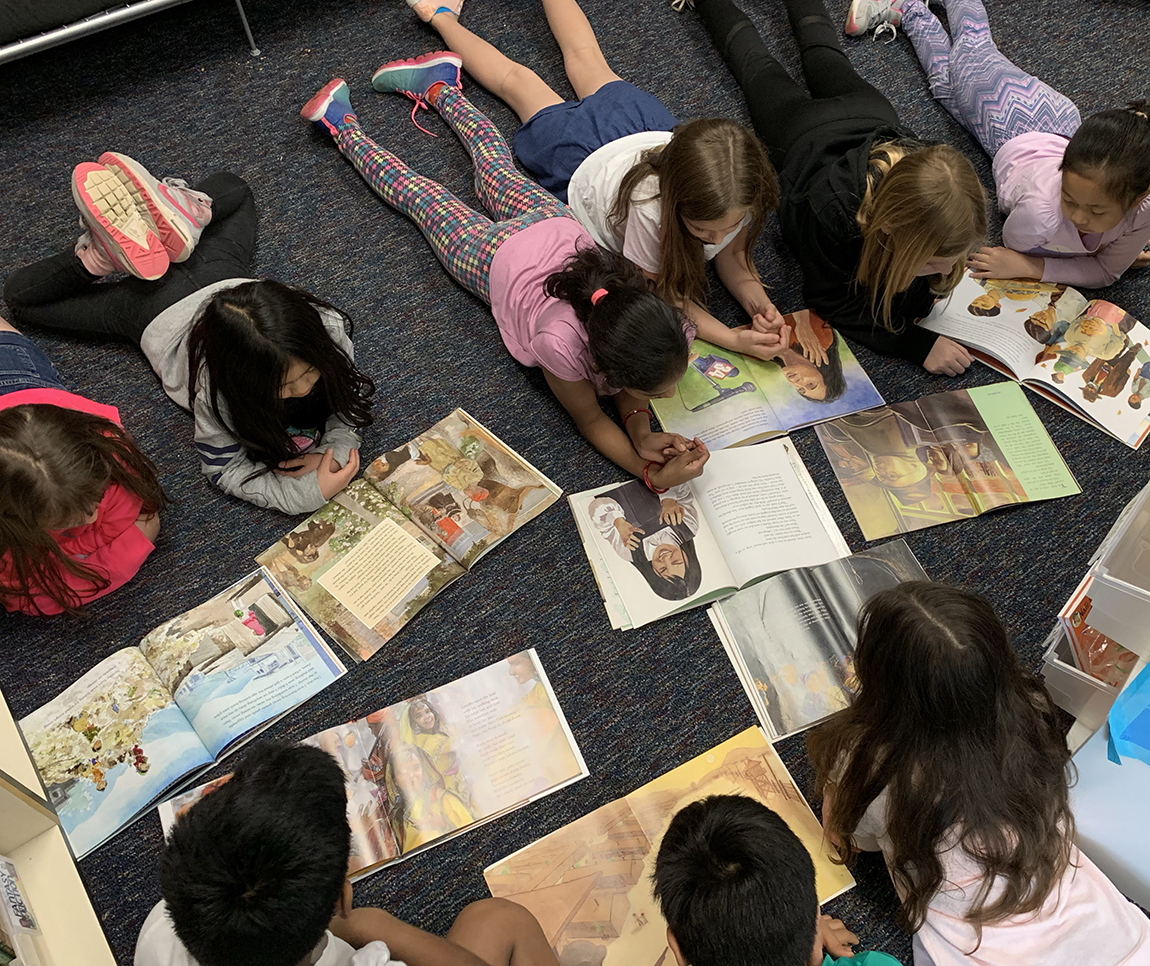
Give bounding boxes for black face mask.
[281,384,332,433]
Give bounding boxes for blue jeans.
[0,332,65,395]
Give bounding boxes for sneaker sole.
[301,77,350,123]
[98,152,196,262]
[372,51,462,92]
[71,163,169,281]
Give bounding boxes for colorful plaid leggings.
[334,86,572,303]
[900,0,1081,156]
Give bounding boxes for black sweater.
[778,121,940,366]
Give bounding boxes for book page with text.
[692,441,849,589]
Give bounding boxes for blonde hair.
[855,143,987,331]
[609,118,779,309]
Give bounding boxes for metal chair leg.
[234,0,260,56]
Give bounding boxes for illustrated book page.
[19,570,345,859]
[569,440,847,630]
[815,383,1079,541]
[711,541,927,739]
[650,311,884,449]
[20,648,213,859]
[920,274,1150,448]
[482,727,853,966]
[139,569,346,758]
[158,649,587,882]
[361,408,562,569]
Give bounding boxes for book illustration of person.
[761,666,806,736]
[384,742,474,852]
[402,696,473,810]
[685,350,758,411]
[966,278,1066,317]
[799,663,850,723]
[279,518,337,564]
[819,432,876,484]
[1128,360,1150,409]
[588,483,702,601]
[1035,302,1134,382]
[237,609,266,635]
[765,312,846,403]
[1081,342,1149,403]
[416,437,484,491]
[414,492,468,546]
[376,442,416,478]
[459,451,546,535]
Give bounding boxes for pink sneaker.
[71,162,169,281]
[74,227,119,277]
[98,152,213,263]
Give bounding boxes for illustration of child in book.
[402,696,473,811]
[1034,302,1135,383]
[384,743,473,852]
[966,278,1066,317]
[587,483,702,601]
[1129,361,1150,409]
[506,653,583,784]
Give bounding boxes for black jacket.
[778,121,940,366]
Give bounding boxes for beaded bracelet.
[621,407,652,429]
[643,461,668,494]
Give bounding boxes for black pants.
[3,173,256,345]
[696,0,900,166]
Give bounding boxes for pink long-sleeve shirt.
[993,132,1150,288]
[0,388,156,616]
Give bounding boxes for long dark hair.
[807,582,1074,940]
[772,328,845,404]
[545,247,688,393]
[0,404,166,615]
[187,280,375,467]
[1062,101,1150,207]
[609,118,778,309]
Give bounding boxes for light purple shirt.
[488,216,696,395]
[993,131,1150,288]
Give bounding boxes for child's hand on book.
[732,323,790,360]
[634,431,691,464]
[649,439,710,487]
[967,246,1044,281]
[659,499,685,526]
[810,914,859,965]
[793,314,828,366]
[923,336,973,376]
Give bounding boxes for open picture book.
[159,650,586,881]
[569,439,849,630]
[257,409,562,662]
[482,727,853,966]
[814,383,1080,541]
[650,310,885,450]
[919,273,1150,448]
[18,570,345,859]
[711,541,927,740]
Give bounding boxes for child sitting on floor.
[135,741,559,966]
[654,794,897,966]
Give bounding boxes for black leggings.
[696,0,900,165]
[3,172,257,345]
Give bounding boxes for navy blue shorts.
[0,332,65,396]
[512,81,678,203]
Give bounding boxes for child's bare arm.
[713,228,778,324]
[330,907,489,966]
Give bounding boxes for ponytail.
[545,247,689,393]
[1062,102,1150,208]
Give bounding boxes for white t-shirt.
[854,794,1150,966]
[566,132,748,275]
[134,901,403,966]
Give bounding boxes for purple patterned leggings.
[901,0,1081,156]
[334,85,571,303]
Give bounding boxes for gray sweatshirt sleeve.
[193,392,327,515]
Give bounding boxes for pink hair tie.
[590,287,609,305]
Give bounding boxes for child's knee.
[455,897,535,934]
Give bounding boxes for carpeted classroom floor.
[1,0,1148,961]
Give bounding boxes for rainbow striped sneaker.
[845,0,902,40]
[301,78,357,137]
[372,51,462,134]
[71,162,169,280]
[98,152,212,263]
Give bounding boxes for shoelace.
[669,0,694,9]
[398,93,441,137]
[873,21,898,42]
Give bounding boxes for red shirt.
[0,388,155,616]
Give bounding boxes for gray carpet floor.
[0,0,1148,962]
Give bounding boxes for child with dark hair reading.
[654,795,896,966]
[136,741,563,966]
